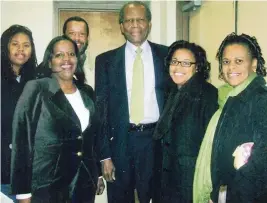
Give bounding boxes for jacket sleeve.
[95,55,111,160]
[89,86,103,176]
[231,94,267,201]
[11,80,41,194]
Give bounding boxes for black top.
[211,76,267,202]
[153,74,218,202]
[1,76,28,184]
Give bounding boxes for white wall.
[150,0,177,46]
[1,0,54,63]
[1,0,177,64]
[189,0,267,86]
[189,1,235,87]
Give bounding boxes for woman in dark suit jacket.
[153,40,218,203]
[1,24,37,200]
[11,35,100,203]
[194,33,267,203]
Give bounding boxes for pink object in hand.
[241,142,254,164]
[232,142,254,170]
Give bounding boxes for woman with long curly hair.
[1,24,37,200]
[153,40,218,203]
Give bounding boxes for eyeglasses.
[52,52,76,59]
[123,18,147,25]
[169,60,196,67]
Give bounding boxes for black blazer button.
[165,141,170,147]
[77,152,83,157]
[163,168,169,172]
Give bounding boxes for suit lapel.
[109,44,130,122]
[50,91,82,129]
[46,77,81,129]
[149,42,165,113]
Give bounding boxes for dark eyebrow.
[10,40,30,43]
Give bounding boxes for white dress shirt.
[100,40,160,162]
[82,49,96,89]
[125,40,159,124]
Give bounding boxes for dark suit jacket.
[11,76,99,200]
[211,76,267,203]
[94,41,169,161]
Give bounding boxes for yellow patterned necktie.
[130,47,144,124]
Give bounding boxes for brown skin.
[101,159,116,182]
[102,3,152,183]
[221,44,257,87]
[120,4,151,47]
[96,177,105,195]
[49,40,77,94]
[65,21,88,54]
[169,49,196,88]
[8,33,32,76]
[18,198,31,203]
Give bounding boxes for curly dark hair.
[63,16,89,37]
[165,40,211,80]
[1,24,37,82]
[119,1,151,24]
[216,32,266,79]
[35,35,85,85]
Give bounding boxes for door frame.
[53,1,126,36]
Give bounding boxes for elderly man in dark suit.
[95,1,170,203]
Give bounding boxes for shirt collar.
[126,40,150,56]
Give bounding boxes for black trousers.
[31,182,96,203]
[107,128,155,203]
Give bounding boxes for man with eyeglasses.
[95,1,170,203]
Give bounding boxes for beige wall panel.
[60,10,125,59]
[59,11,125,88]
[189,1,235,87]
[1,1,54,64]
[238,1,267,80]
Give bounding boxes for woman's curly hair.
[165,40,211,80]
[216,32,266,79]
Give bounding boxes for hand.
[209,200,213,203]
[101,159,115,182]
[96,177,105,195]
[18,198,31,203]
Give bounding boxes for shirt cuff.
[100,157,111,162]
[16,193,32,199]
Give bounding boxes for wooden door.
[59,10,125,88]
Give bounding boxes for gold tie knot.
[136,47,142,55]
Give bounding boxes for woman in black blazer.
[1,24,37,200]
[11,35,102,203]
[153,40,218,203]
